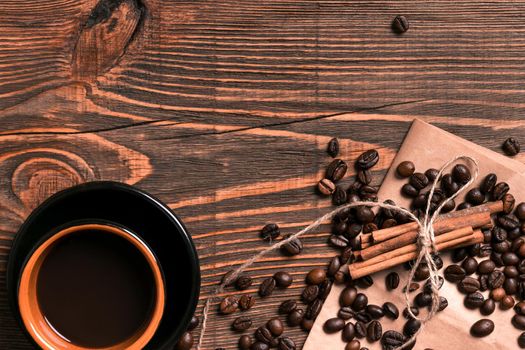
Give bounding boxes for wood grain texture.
[0,0,525,349]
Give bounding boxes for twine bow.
[196,155,478,350]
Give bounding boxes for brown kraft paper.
[303,119,525,350]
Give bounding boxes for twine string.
[196,155,478,350]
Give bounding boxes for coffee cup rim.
[17,220,166,350]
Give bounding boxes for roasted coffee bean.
[444,264,466,282]
[222,270,238,286]
[266,318,283,337]
[403,319,421,337]
[356,149,379,169]
[478,259,496,274]
[278,337,295,350]
[281,235,303,256]
[464,292,484,309]
[492,226,508,243]
[470,319,494,337]
[458,277,480,294]
[318,279,333,300]
[354,312,372,324]
[499,214,520,231]
[480,173,497,194]
[490,287,506,301]
[505,266,519,278]
[503,137,520,156]
[333,186,348,205]
[457,202,472,210]
[466,188,485,205]
[340,286,358,307]
[505,277,519,295]
[334,270,348,284]
[239,295,255,310]
[461,257,478,275]
[360,185,378,200]
[346,340,361,350]
[501,295,516,310]
[414,264,430,281]
[385,272,400,290]
[397,161,415,178]
[306,268,326,285]
[402,183,419,198]
[392,15,409,33]
[306,299,324,320]
[452,164,471,184]
[220,296,239,314]
[302,285,319,304]
[326,159,348,182]
[357,275,374,289]
[327,256,341,277]
[381,330,406,350]
[259,278,276,297]
[255,326,274,345]
[492,182,510,201]
[415,292,432,307]
[287,309,304,327]
[354,321,366,338]
[516,202,525,220]
[488,270,505,289]
[347,223,363,238]
[327,138,339,157]
[493,240,510,254]
[329,234,349,248]
[409,172,429,190]
[279,300,297,314]
[188,315,200,331]
[403,282,420,293]
[239,335,252,350]
[251,342,269,350]
[366,304,384,319]
[352,293,368,311]
[452,248,468,262]
[367,320,382,342]
[503,193,516,214]
[341,247,354,264]
[348,180,363,195]
[509,227,521,241]
[233,316,253,331]
[424,276,444,293]
[422,168,438,182]
[382,302,399,320]
[175,332,194,350]
[467,243,481,257]
[318,178,336,196]
[503,252,520,266]
[441,174,459,196]
[441,198,456,213]
[355,206,374,223]
[381,218,397,229]
[480,298,496,315]
[323,318,345,333]
[403,306,419,319]
[261,224,280,241]
[519,282,525,299]
[339,322,356,342]
[338,306,355,320]
[236,275,253,290]
[438,296,449,311]
[357,169,372,185]
[273,271,293,288]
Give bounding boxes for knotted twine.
[196,155,478,350]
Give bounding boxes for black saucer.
[6,181,200,350]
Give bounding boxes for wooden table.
[1,0,525,349]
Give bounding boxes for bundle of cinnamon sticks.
[348,201,504,279]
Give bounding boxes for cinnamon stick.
[349,229,484,279]
[370,200,502,243]
[360,211,491,261]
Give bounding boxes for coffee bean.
[367,320,382,342]
[356,149,379,169]
[318,178,336,196]
[366,304,384,319]
[346,222,362,238]
[492,182,510,201]
[221,270,238,286]
[357,169,372,185]
[452,164,471,184]
[452,247,468,262]
[233,316,253,332]
[464,292,484,309]
[479,298,496,316]
[266,318,283,337]
[346,339,361,350]
[334,270,348,284]
[251,342,269,350]
[356,275,374,289]
[466,188,485,205]
[382,302,399,320]
[392,15,409,33]
[438,296,449,311]
[519,333,525,348]
[400,183,418,198]
[236,275,253,290]
[500,214,520,231]
[175,332,194,350]
[415,292,432,307]
[409,172,429,190]
[326,159,348,182]
[385,272,400,290]
[327,138,339,157]
[341,247,354,264]
[287,309,304,327]
[332,186,347,205]
[338,306,355,320]
[279,300,297,314]
[239,335,252,350]
[470,319,494,337]
[444,264,466,282]
[510,278,523,295]
[381,330,407,350]
[503,137,520,156]
[516,302,525,315]
[503,252,520,266]
[340,286,358,307]
[261,224,280,241]
[220,296,239,314]
[239,295,255,310]
[516,203,525,220]
[340,322,356,342]
[424,276,444,293]
[414,264,430,281]
[255,326,274,345]
[306,299,323,320]
[188,315,200,331]
[273,271,293,288]
[281,235,303,256]
[354,321,366,338]
[442,174,460,196]
[403,282,420,293]
[302,285,319,304]
[493,240,510,254]
[259,278,276,297]
[492,226,507,243]
[478,174,497,196]
[458,277,480,294]
[488,270,505,289]
[422,168,438,182]
[276,337,295,350]
[326,257,342,278]
[490,287,506,301]
[397,161,415,178]
[329,234,349,248]
[513,316,525,331]
[505,265,519,278]
[461,257,478,275]
[306,268,326,285]
[403,319,421,337]
[354,311,372,324]
[352,293,368,311]
[501,295,515,310]
[502,193,516,214]
[478,260,496,274]
[457,202,472,210]
[323,317,345,333]
[318,279,333,300]
[403,306,419,319]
